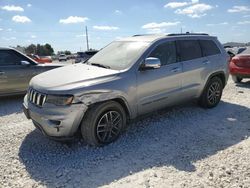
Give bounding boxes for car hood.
[30,63,120,92]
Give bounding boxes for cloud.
[228,6,250,13]
[0,28,3,31]
[12,15,31,23]
[243,15,250,18]
[75,34,86,37]
[27,4,32,7]
[114,10,122,15]
[164,2,189,9]
[7,28,12,31]
[59,16,89,24]
[175,3,213,18]
[206,22,228,26]
[31,35,37,38]
[142,22,180,29]
[1,5,24,11]
[93,25,119,31]
[142,21,181,34]
[164,0,198,9]
[2,37,16,41]
[237,21,250,25]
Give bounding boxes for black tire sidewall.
[200,77,223,108]
[81,101,126,146]
[232,75,242,83]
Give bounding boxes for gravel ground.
[0,78,250,188]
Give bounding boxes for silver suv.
[23,33,229,146]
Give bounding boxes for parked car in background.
[229,47,250,83]
[23,33,229,146]
[58,54,67,61]
[0,47,63,96]
[75,50,98,63]
[27,54,52,63]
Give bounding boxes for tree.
[24,43,55,56]
[64,50,71,55]
[44,43,54,55]
[25,44,36,54]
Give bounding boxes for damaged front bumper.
[23,94,88,139]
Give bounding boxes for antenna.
[85,26,89,51]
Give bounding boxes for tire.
[232,75,242,83]
[199,77,223,108]
[81,101,126,146]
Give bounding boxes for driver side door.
[0,49,36,95]
[136,40,182,115]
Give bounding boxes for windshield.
[87,41,149,70]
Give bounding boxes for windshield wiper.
[90,63,110,69]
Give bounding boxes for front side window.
[177,40,202,61]
[0,50,22,66]
[0,50,34,66]
[200,40,221,56]
[148,41,177,66]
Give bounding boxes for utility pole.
[181,27,182,34]
[85,26,89,51]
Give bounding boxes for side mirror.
[21,61,30,66]
[227,51,235,58]
[140,57,161,71]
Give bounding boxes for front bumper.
[23,95,88,138]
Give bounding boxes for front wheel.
[232,75,242,83]
[199,77,223,108]
[81,101,126,146]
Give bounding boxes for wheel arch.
[206,71,226,88]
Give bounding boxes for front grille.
[28,88,47,107]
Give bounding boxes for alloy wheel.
[96,111,122,143]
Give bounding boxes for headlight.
[46,95,74,106]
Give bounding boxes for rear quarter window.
[200,40,221,56]
[177,40,202,61]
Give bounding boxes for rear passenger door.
[176,39,210,99]
[199,39,222,73]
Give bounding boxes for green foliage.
[57,50,72,55]
[25,43,54,56]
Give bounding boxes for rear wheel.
[81,101,126,146]
[199,77,223,108]
[232,75,242,83]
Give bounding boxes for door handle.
[171,67,181,73]
[203,60,210,65]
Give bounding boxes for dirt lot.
[0,78,249,188]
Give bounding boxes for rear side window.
[200,40,221,56]
[148,41,177,66]
[177,40,202,61]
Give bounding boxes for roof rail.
[167,32,209,36]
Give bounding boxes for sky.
[0,0,250,53]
